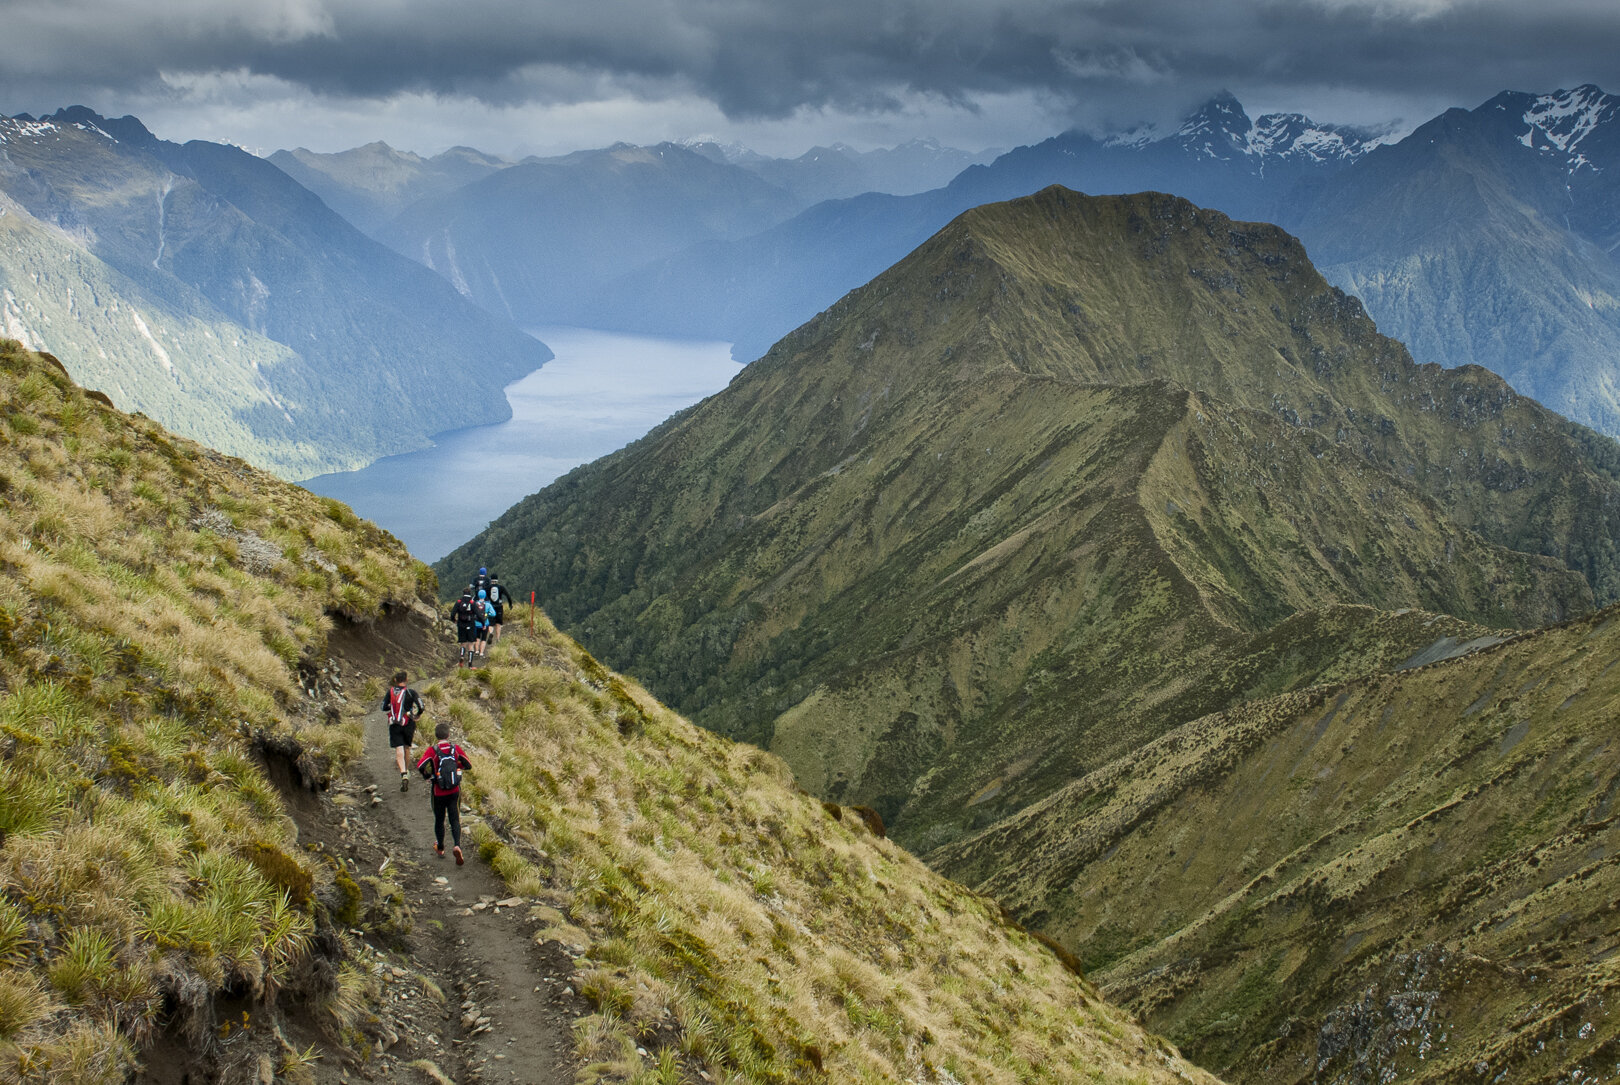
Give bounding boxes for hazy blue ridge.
[0,108,550,477]
[374,142,805,327]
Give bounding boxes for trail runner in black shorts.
[381,670,424,791]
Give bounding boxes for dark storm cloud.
[4,0,1620,122]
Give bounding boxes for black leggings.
[432,792,462,847]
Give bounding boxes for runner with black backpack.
[381,670,424,791]
[415,722,473,864]
[451,588,478,667]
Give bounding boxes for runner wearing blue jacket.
[471,589,495,664]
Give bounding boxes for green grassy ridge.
[458,365,1565,850]
[444,187,1609,851]
[938,188,1620,602]
[429,612,1220,1085]
[0,339,432,1079]
[933,600,1620,1083]
[897,603,1511,852]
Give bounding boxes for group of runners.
[383,669,474,862]
[450,566,508,667]
[377,564,514,863]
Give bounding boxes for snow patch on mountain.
[1249,114,1388,162]
[1102,124,1160,150]
[678,135,765,164]
[1101,96,1382,164]
[0,118,63,146]
[0,112,124,147]
[1521,85,1619,173]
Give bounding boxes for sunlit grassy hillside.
[0,338,431,1080]
[935,601,1620,1083]
[0,335,1212,1084]
[428,613,1217,1085]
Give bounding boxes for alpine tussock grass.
[438,612,1216,1085]
[0,336,1214,1083]
[0,340,429,1080]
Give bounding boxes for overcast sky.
[1,0,1617,159]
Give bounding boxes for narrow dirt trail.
[294,618,588,1085]
[132,613,587,1085]
[259,612,596,1085]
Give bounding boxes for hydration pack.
[386,686,408,724]
[433,742,462,791]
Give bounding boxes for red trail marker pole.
[529,591,535,633]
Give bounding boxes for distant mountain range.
[274,136,995,331]
[261,88,1620,443]
[269,141,509,234]
[0,108,549,477]
[581,93,1392,357]
[13,88,1618,470]
[272,135,994,241]
[566,87,1620,441]
[682,135,999,203]
[373,142,804,327]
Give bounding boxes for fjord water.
[302,327,740,562]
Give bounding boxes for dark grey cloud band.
[3,0,1617,124]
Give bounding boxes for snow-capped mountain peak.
[1518,85,1619,172]
[1174,92,1253,158]
[1178,92,1249,134]
[677,135,765,164]
[1101,95,1382,164]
